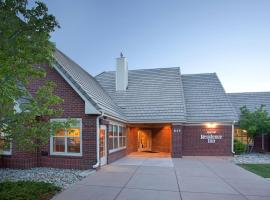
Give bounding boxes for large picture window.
[50,118,82,156]
[109,123,126,153]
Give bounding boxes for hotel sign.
[200,130,222,143]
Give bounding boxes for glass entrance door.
[100,125,107,166]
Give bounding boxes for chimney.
[116,52,128,91]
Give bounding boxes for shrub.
[234,139,246,154]
[0,181,61,200]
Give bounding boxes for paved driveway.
[53,156,270,200]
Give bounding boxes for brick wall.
[172,125,183,158]
[0,65,97,169]
[253,135,270,152]
[107,149,127,164]
[182,125,232,156]
[0,145,37,168]
[151,126,171,153]
[127,127,138,153]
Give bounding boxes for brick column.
[172,124,183,158]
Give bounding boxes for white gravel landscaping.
[0,167,94,188]
[234,153,270,164]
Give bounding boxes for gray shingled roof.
[95,67,186,123]
[181,73,238,123]
[228,92,270,117]
[53,49,238,123]
[53,49,125,120]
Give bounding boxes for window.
[234,128,252,145]
[109,123,126,153]
[0,133,12,155]
[50,118,82,156]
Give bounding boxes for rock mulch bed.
[234,153,270,164]
[0,167,94,188]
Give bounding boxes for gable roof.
[181,73,238,123]
[228,92,270,117]
[95,67,186,123]
[53,48,238,124]
[53,49,126,120]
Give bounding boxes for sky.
[43,0,270,93]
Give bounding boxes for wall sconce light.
[206,123,217,128]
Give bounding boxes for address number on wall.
[173,128,181,133]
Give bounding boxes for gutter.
[231,121,236,154]
[92,112,104,169]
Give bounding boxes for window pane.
[55,129,65,136]
[72,120,80,128]
[113,125,118,137]
[109,125,113,137]
[119,126,123,137]
[67,128,80,137]
[113,137,118,149]
[67,137,80,153]
[123,127,126,137]
[53,137,65,152]
[119,136,123,147]
[109,137,113,150]
[123,137,126,147]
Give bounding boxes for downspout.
[92,112,104,169]
[231,121,235,154]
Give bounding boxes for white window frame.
[109,122,127,154]
[50,118,82,156]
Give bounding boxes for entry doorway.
[138,130,152,152]
[99,125,107,166]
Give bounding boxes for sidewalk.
[52,156,270,200]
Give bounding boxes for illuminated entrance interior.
[138,130,152,152]
[127,124,172,156]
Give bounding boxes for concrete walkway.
[53,156,270,200]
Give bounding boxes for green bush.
[234,139,246,154]
[0,181,61,200]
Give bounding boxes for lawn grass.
[239,164,270,178]
[0,181,61,200]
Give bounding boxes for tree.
[0,0,72,151]
[239,105,270,152]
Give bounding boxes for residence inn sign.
[200,129,223,143]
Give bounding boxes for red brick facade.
[108,149,127,164]
[253,135,270,152]
[0,64,236,169]
[0,65,97,169]
[127,127,139,154]
[151,126,171,153]
[182,125,233,156]
[172,125,183,157]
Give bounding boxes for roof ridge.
[214,73,238,120]
[178,68,187,123]
[182,72,216,76]
[228,91,270,94]
[95,71,106,78]
[96,66,180,74]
